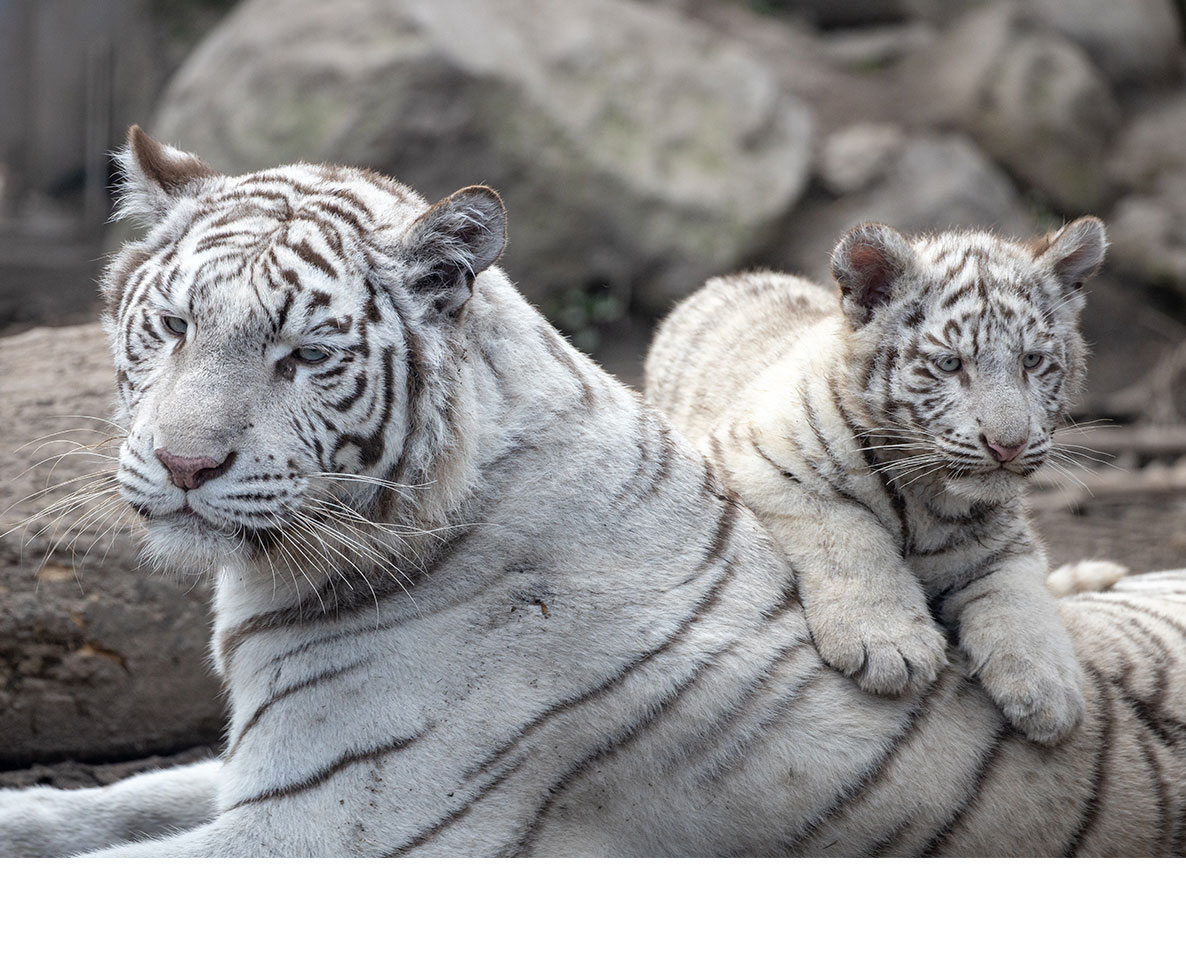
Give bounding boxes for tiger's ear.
[403,186,507,317]
[114,125,219,226]
[1033,216,1107,293]
[830,223,915,327]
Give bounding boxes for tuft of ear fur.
[113,125,219,226]
[830,223,915,327]
[402,186,508,318]
[1032,216,1107,293]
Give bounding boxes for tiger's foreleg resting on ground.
[0,760,219,857]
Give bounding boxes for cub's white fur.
[1,134,1185,856]
[645,221,1107,744]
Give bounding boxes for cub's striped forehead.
[900,230,1072,351]
[913,231,1057,311]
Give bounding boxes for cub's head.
[103,127,506,574]
[830,217,1106,501]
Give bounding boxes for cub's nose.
[984,438,1026,464]
[154,448,237,491]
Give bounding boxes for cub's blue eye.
[293,346,330,364]
[162,315,188,336]
[935,356,962,373]
[1022,352,1044,369]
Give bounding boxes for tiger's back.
[646,270,835,446]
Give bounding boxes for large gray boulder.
[0,324,223,769]
[1026,0,1182,87]
[911,1,1119,213]
[1108,176,1186,298]
[151,0,814,315]
[1105,92,1186,298]
[771,131,1035,283]
[1109,93,1186,196]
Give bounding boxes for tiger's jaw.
[117,432,306,575]
[131,503,254,574]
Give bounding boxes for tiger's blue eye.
[1022,352,1044,369]
[935,356,962,373]
[293,346,330,364]
[162,315,188,336]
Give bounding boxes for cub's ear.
[403,186,507,317]
[1033,216,1107,293]
[114,125,219,226]
[830,223,915,327]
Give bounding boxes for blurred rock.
[818,122,908,195]
[819,21,938,71]
[1109,93,1186,195]
[151,0,814,315]
[1072,274,1186,414]
[773,133,1035,283]
[898,0,988,21]
[1026,0,1182,87]
[1108,175,1186,298]
[913,1,1119,212]
[748,0,904,27]
[0,323,223,769]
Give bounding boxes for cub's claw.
[810,609,948,697]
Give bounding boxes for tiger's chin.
[942,466,1025,504]
[136,510,253,576]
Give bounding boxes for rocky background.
[3,0,1186,786]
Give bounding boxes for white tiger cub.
[646,219,1107,744]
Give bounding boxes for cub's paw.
[808,607,948,697]
[964,628,1086,745]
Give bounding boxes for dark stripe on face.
[291,238,339,278]
[751,436,801,483]
[334,345,396,468]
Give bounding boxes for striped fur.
[1,136,1185,856]
[645,222,1107,745]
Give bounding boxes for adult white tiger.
[1,128,1185,856]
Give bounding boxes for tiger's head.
[829,217,1106,502]
[102,127,507,575]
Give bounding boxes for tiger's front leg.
[0,760,220,857]
[946,553,1086,745]
[759,492,950,696]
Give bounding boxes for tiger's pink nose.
[985,439,1026,464]
[154,448,237,491]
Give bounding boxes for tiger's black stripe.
[228,727,430,810]
[778,666,951,854]
[224,654,376,762]
[1058,663,1114,856]
[918,715,1011,857]
[461,553,738,786]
